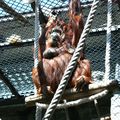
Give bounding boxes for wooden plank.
[25,80,119,107]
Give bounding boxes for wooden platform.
[25,80,119,107]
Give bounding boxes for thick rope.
[41,0,99,120]
[34,0,40,68]
[104,0,112,81]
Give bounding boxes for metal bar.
[36,104,43,120]
[34,0,40,68]
[0,69,21,97]
[104,0,112,81]
[94,99,101,119]
[0,25,120,48]
[0,0,30,25]
[0,39,33,49]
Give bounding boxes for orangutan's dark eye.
[52,29,61,35]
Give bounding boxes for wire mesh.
[0,45,34,96]
[0,0,120,119]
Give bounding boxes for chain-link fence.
[0,0,120,119]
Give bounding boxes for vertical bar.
[36,104,43,120]
[94,99,100,119]
[104,0,112,82]
[63,99,70,120]
[34,0,40,68]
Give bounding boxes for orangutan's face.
[46,26,65,47]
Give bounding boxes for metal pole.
[34,0,40,68]
[104,0,112,82]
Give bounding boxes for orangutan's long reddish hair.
[32,0,92,95]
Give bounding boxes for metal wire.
[104,0,112,81]
[41,0,99,119]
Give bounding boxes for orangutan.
[32,0,92,95]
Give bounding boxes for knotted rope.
[41,0,99,119]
